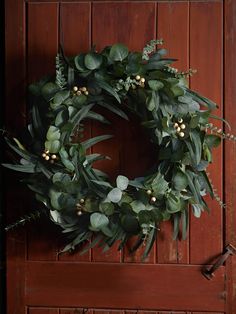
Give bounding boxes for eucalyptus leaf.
[90,212,109,229]
[84,52,103,70]
[109,43,129,61]
[148,80,164,91]
[107,188,122,203]
[116,175,129,190]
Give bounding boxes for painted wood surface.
[5,0,236,313]
[26,262,225,311]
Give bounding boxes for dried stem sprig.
[5,209,47,231]
[206,123,236,141]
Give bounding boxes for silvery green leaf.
[131,200,145,213]
[53,90,70,105]
[192,204,202,218]
[107,188,122,203]
[50,210,62,223]
[148,80,164,91]
[90,212,109,229]
[45,140,61,154]
[46,126,61,141]
[116,175,129,190]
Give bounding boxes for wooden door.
[5,0,236,313]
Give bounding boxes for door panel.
[5,0,236,313]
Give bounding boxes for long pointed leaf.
[98,102,128,120]
[2,163,40,173]
[86,111,110,124]
[95,80,121,103]
[142,227,156,260]
[82,134,113,150]
[5,138,35,161]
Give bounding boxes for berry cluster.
[76,198,85,216]
[72,86,89,96]
[135,75,145,88]
[41,150,58,164]
[146,189,157,204]
[174,118,186,138]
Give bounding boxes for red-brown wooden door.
[5,0,236,313]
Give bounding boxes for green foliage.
[109,43,129,61]
[3,39,227,260]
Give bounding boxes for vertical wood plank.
[5,1,26,314]
[189,1,223,264]
[27,2,59,261]
[157,1,190,264]
[61,3,90,57]
[92,1,156,262]
[93,2,156,51]
[27,3,58,82]
[58,2,92,263]
[224,0,236,312]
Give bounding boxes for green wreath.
[4,40,229,259]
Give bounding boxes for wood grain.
[189,1,223,265]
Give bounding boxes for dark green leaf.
[148,80,164,91]
[84,52,103,70]
[109,43,129,61]
[2,163,39,173]
[205,134,221,148]
[98,102,128,120]
[82,134,113,150]
[121,215,140,234]
[172,171,188,191]
[95,80,121,103]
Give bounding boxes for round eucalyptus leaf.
[107,188,122,203]
[116,175,129,190]
[46,126,61,141]
[172,171,188,191]
[90,212,109,229]
[131,200,145,213]
[45,140,61,153]
[99,202,115,216]
[121,215,140,234]
[84,52,103,70]
[109,43,129,61]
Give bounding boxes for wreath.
[4,40,230,259]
